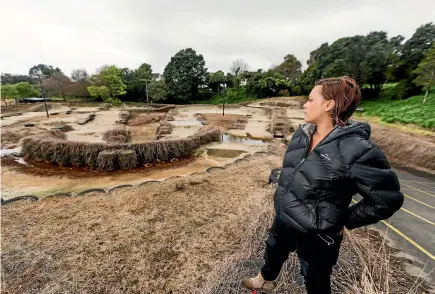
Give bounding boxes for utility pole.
[222,96,225,116]
[38,75,49,118]
[140,78,150,104]
[145,79,149,104]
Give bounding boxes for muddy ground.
[1,103,272,199]
[2,98,435,293]
[1,142,431,294]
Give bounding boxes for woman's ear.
[325,99,335,112]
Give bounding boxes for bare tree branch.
[231,59,248,76]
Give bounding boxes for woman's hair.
[315,76,361,126]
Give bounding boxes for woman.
[242,77,404,293]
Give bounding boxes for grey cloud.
[1,0,434,76]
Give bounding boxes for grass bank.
[359,94,435,129]
[195,95,258,105]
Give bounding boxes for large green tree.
[163,48,207,102]
[29,64,60,77]
[400,23,435,78]
[87,86,110,100]
[15,82,39,98]
[208,70,226,93]
[89,65,126,98]
[247,71,291,98]
[1,74,35,84]
[393,23,435,99]
[273,54,302,81]
[148,79,168,102]
[413,44,435,103]
[119,63,153,101]
[1,84,18,106]
[299,31,410,97]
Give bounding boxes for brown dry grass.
[43,121,72,127]
[128,113,166,126]
[20,127,221,168]
[48,129,67,140]
[257,96,307,108]
[154,122,174,139]
[1,155,278,294]
[102,129,131,143]
[370,124,435,172]
[96,150,119,171]
[118,149,138,170]
[201,211,430,294]
[1,148,429,294]
[1,126,81,149]
[1,128,48,148]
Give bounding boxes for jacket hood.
[300,120,371,144]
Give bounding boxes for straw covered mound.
[21,127,221,169]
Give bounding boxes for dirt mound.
[370,124,435,172]
[154,122,174,139]
[20,127,221,168]
[102,129,131,143]
[128,113,166,126]
[1,128,46,148]
[48,129,67,140]
[1,126,77,149]
[203,113,247,130]
[256,96,307,109]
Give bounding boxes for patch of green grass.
[362,82,398,89]
[195,95,258,105]
[381,83,398,89]
[360,94,435,129]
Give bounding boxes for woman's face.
[303,85,334,124]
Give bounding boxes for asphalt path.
[354,168,435,287]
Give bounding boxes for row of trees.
[1,23,434,105]
[300,23,435,100]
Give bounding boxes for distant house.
[152,73,163,81]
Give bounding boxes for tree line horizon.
[1,22,434,105]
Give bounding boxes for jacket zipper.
[284,134,311,191]
[284,127,336,191]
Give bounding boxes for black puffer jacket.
[274,121,404,233]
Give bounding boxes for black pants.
[261,217,343,294]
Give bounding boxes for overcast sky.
[1,0,435,77]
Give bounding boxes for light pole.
[140,79,151,104]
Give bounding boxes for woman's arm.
[345,145,404,230]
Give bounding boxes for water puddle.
[170,120,203,126]
[0,146,22,157]
[15,157,28,165]
[221,133,270,145]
